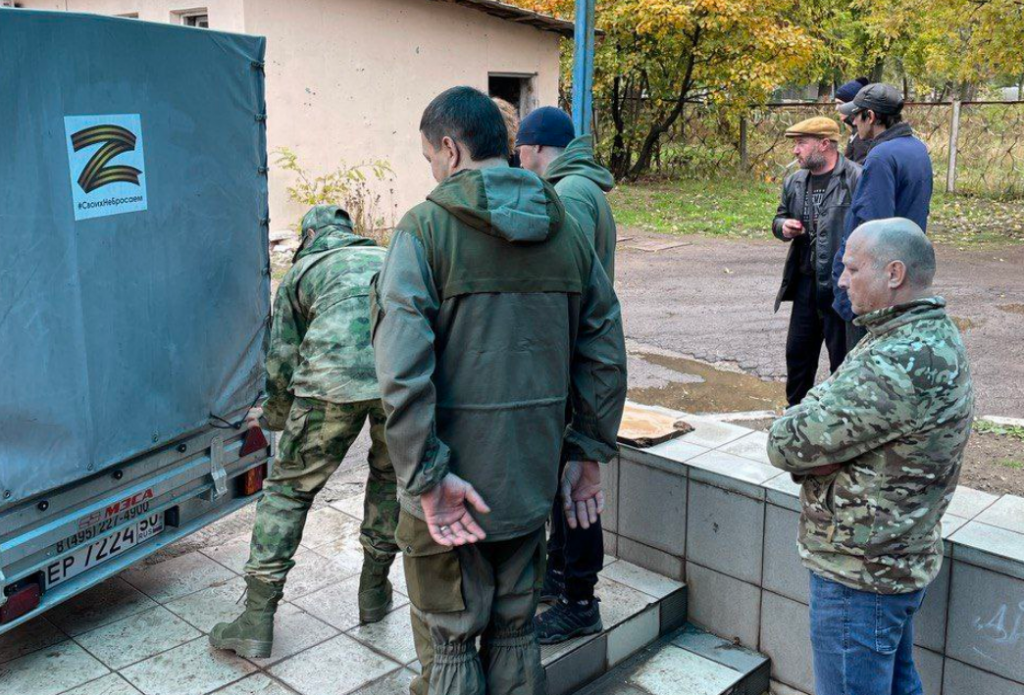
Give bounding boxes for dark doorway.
[488,74,535,116]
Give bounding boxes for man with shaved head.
[768,218,974,695]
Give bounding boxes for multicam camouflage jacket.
[768,297,974,594]
[262,206,386,431]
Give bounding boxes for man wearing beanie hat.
[517,107,617,280]
[772,116,862,405]
[516,106,618,644]
[835,77,872,163]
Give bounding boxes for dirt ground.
[617,230,1024,496]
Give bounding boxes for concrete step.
[573,623,772,695]
[541,558,689,695]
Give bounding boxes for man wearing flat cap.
[772,117,862,405]
[832,83,933,349]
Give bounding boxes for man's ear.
[887,260,908,289]
[441,135,461,169]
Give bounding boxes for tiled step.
[574,623,771,695]
[542,558,689,695]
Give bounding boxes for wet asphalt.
[616,232,1024,419]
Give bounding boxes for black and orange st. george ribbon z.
[71,124,143,193]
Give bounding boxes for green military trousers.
[398,511,547,695]
[245,397,399,584]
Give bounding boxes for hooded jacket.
[372,166,627,541]
[262,206,386,430]
[832,123,934,320]
[545,135,617,281]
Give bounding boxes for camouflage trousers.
[398,511,547,695]
[244,397,399,585]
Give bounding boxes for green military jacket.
[262,206,386,430]
[768,297,974,594]
[372,166,627,541]
[546,135,617,281]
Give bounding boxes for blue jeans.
[809,571,928,695]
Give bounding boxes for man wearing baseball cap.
[832,84,933,349]
[772,117,862,405]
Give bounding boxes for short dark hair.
[862,109,903,129]
[420,86,509,161]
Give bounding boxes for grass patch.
[997,458,1024,470]
[610,175,1024,246]
[610,177,778,240]
[929,194,1024,246]
[973,419,1024,440]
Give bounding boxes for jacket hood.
[295,204,376,262]
[427,167,563,243]
[545,135,615,192]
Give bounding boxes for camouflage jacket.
[262,207,386,430]
[767,297,974,594]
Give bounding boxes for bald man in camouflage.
[210,205,398,659]
[768,218,974,695]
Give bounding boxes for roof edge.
[428,0,575,37]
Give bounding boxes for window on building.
[118,13,139,18]
[488,74,537,117]
[174,9,209,28]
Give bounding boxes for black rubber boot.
[209,576,284,658]
[534,596,603,645]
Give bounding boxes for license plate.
[58,498,153,554]
[44,513,165,589]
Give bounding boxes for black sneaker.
[539,570,565,604]
[535,597,603,644]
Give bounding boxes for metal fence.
[598,101,1024,198]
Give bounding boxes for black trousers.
[547,457,604,601]
[786,273,848,406]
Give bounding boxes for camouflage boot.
[209,576,284,658]
[358,555,394,624]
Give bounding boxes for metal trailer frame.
[0,422,273,634]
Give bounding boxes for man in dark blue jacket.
[832,83,933,348]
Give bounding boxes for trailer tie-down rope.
[209,391,263,430]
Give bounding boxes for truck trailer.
[0,9,273,634]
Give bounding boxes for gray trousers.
[399,512,546,695]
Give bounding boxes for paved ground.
[0,493,676,695]
[616,232,1024,418]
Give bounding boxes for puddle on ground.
[628,352,787,414]
[997,304,1024,316]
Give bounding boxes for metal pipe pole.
[946,100,962,194]
[572,0,596,136]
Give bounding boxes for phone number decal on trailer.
[60,498,154,553]
[44,513,165,589]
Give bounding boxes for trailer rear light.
[240,463,267,496]
[1,577,41,625]
[240,427,269,457]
